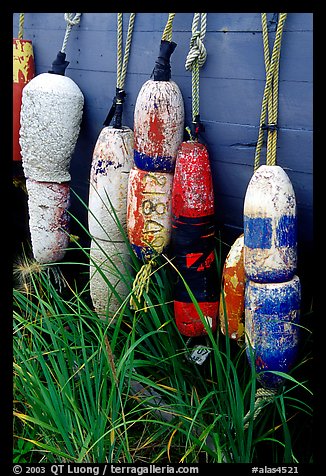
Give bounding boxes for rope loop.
[61,13,82,53]
[243,387,277,430]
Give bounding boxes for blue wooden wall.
[13,12,313,304]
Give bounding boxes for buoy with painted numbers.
[19,14,84,264]
[243,165,297,283]
[219,234,245,341]
[127,167,173,261]
[13,32,35,166]
[171,141,219,337]
[245,275,301,390]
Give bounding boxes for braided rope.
[185,13,207,124]
[161,13,176,42]
[117,13,136,90]
[18,13,24,39]
[129,258,156,311]
[254,13,287,171]
[243,387,277,430]
[61,13,82,53]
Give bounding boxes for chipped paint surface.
[133,80,184,172]
[245,275,301,389]
[13,39,35,162]
[90,238,131,320]
[243,165,297,283]
[127,167,173,260]
[171,141,218,337]
[219,234,245,340]
[20,72,84,182]
[26,179,70,263]
[88,126,134,241]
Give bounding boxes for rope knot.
[64,13,82,26]
[185,32,207,71]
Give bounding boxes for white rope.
[61,13,82,53]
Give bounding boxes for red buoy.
[13,38,35,164]
[171,141,219,336]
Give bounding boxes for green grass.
[13,190,314,464]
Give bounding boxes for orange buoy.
[13,37,35,165]
[219,234,245,341]
[171,141,218,337]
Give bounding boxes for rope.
[116,13,136,91]
[161,13,176,42]
[185,13,207,134]
[129,258,156,312]
[18,13,24,39]
[61,13,82,53]
[254,13,287,171]
[243,387,277,430]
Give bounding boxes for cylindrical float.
[13,38,35,164]
[219,234,245,341]
[133,79,184,172]
[171,141,219,337]
[88,126,134,241]
[19,72,84,183]
[245,275,301,390]
[25,179,70,263]
[127,167,173,261]
[89,238,131,320]
[243,165,297,283]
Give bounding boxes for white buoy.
[243,165,297,283]
[25,178,70,263]
[20,72,84,183]
[88,126,134,241]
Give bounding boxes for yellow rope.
[18,13,24,39]
[185,13,207,130]
[129,258,156,311]
[243,387,277,429]
[161,13,176,42]
[254,13,287,171]
[116,13,136,90]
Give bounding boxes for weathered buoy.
[19,72,84,183]
[127,167,173,261]
[243,165,297,283]
[25,179,70,263]
[89,238,131,320]
[88,126,134,241]
[245,275,301,390]
[133,79,184,172]
[171,141,218,337]
[219,234,245,341]
[13,37,35,164]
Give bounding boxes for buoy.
[88,13,136,319]
[13,32,35,165]
[243,165,297,283]
[19,14,84,264]
[219,234,245,341]
[25,179,70,263]
[171,141,218,337]
[245,275,301,390]
[127,166,173,261]
[88,126,134,242]
[133,77,184,172]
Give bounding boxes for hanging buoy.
[245,275,301,390]
[88,13,136,319]
[88,126,134,241]
[219,234,245,341]
[13,32,35,165]
[19,14,84,264]
[243,165,297,283]
[133,77,184,172]
[171,141,218,337]
[127,167,173,261]
[25,179,70,263]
